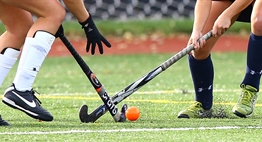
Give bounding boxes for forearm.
[193,0,212,33]
[62,0,89,22]
[221,0,253,19]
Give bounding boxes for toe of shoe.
[0,120,10,126]
[177,114,190,118]
[232,105,252,117]
[177,110,192,118]
[38,112,53,121]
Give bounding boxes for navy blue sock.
[241,33,262,91]
[188,54,213,110]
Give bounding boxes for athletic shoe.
[178,101,212,118]
[2,84,53,121]
[232,84,258,118]
[0,115,10,126]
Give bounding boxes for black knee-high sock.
[188,54,214,110]
[241,33,262,91]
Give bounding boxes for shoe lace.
[187,102,202,112]
[186,102,212,118]
[31,89,42,104]
[239,86,256,106]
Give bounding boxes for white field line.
[1,126,262,135]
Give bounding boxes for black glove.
[79,15,111,55]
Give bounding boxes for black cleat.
[2,84,53,121]
[0,115,10,126]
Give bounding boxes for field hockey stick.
[79,30,213,123]
[56,25,126,122]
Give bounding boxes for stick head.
[118,104,128,122]
[79,104,107,123]
[79,104,89,122]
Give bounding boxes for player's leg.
[178,0,239,118]
[1,0,66,121]
[1,0,65,36]
[0,1,32,87]
[0,1,33,126]
[233,1,262,118]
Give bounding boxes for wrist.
[79,14,94,28]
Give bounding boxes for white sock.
[0,48,20,86]
[13,31,55,91]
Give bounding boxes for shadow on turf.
[200,104,230,119]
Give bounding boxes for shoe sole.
[233,110,252,118]
[2,97,52,121]
[177,114,190,118]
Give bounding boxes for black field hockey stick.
[56,25,126,122]
[79,31,213,123]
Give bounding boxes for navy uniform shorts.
[212,0,253,22]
